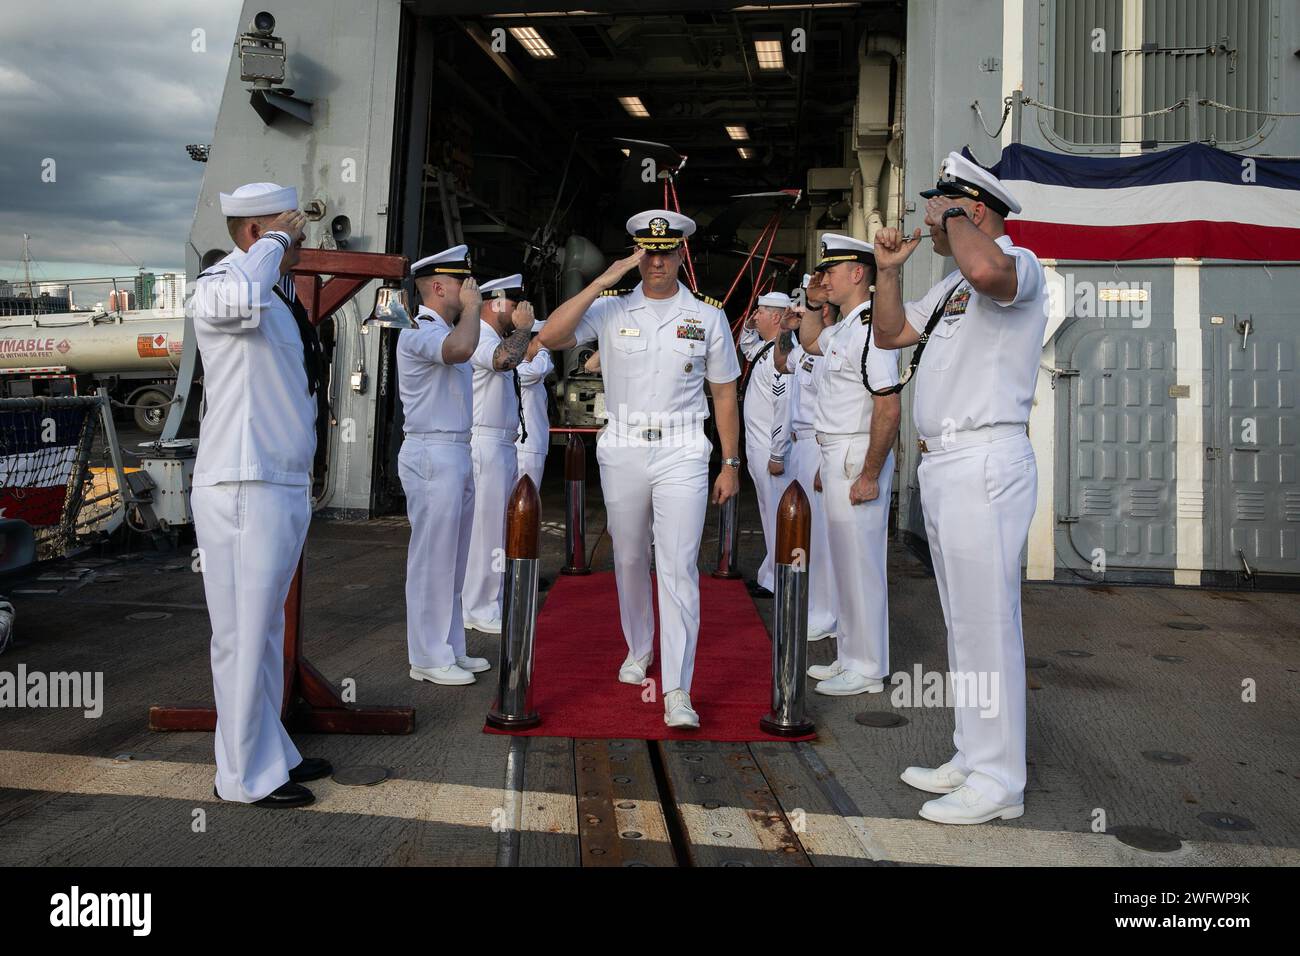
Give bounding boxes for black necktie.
[513,368,528,444]
[273,284,324,396]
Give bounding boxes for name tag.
[618,327,640,337]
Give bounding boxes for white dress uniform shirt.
[397,306,476,670]
[191,232,316,487]
[516,346,554,490]
[785,342,837,636]
[812,299,899,682]
[813,301,899,436]
[470,320,522,434]
[573,280,740,695]
[398,306,472,437]
[741,336,790,592]
[575,282,740,430]
[903,233,1048,810]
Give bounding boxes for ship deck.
[1,476,1297,867]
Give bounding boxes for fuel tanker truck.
[0,310,185,433]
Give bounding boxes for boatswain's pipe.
[487,476,542,730]
[760,481,816,737]
[711,493,742,579]
[561,433,591,575]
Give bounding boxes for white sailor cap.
[219,182,298,218]
[479,273,525,301]
[531,320,546,332]
[800,273,812,289]
[757,291,792,310]
[626,209,696,251]
[411,244,473,278]
[921,150,1022,216]
[815,234,875,272]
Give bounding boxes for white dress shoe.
[409,664,475,686]
[807,659,843,681]
[464,618,502,634]
[814,670,885,696]
[663,689,700,729]
[918,785,1024,825]
[807,626,835,643]
[456,655,491,674]
[618,650,653,685]
[900,761,969,794]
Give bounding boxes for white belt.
[917,423,1027,455]
[792,428,815,443]
[603,417,705,443]
[405,430,470,445]
[472,424,519,443]
[814,431,863,446]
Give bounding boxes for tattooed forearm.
[493,328,532,370]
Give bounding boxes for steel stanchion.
[560,433,591,575]
[711,492,742,579]
[759,480,816,737]
[487,475,542,730]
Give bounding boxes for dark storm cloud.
[0,1,242,271]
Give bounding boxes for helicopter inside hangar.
[367,2,906,509]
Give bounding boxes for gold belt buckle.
[918,438,929,454]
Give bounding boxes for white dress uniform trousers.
[813,303,899,680]
[398,306,476,669]
[516,346,554,490]
[575,283,741,693]
[741,340,789,592]
[189,231,318,803]
[904,234,1049,806]
[786,344,838,636]
[464,320,523,625]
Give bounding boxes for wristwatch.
[941,206,969,230]
[722,457,741,468]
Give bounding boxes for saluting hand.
[267,209,307,244]
[595,248,645,291]
[459,277,482,315]
[872,227,922,270]
[512,300,535,331]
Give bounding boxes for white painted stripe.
[1173,259,1204,585]
[1121,0,1144,154]
[1000,0,1024,148]
[1005,180,1300,230]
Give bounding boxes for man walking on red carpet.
[539,209,742,730]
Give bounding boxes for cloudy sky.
[0,1,243,290]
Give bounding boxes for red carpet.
[484,571,815,741]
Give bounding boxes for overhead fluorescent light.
[619,96,650,118]
[738,147,756,160]
[621,148,631,156]
[754,36,785,71]
[509,26,556,59]
[725,125,749,141]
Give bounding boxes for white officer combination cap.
[626,209,696,251]
[219,182,298,217]
[479,273,525,301]
[411,244,473,278]
[757,291,792,309]
[921,150,1022,217]
[814,234,875,272]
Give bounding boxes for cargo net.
[0,396,100,560]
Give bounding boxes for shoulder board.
[691,291,723,309]
[600,288,632,297]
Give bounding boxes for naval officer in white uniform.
[783,274,839,641]
[516,319,554,492]
[463,274,537,632]
[737,291,793,599]
[797,235,901,696]
[190,182,330,808]
[538,210,742,729]
[399,246,492,687]
[872,151,1049,825]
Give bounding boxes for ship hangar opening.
[371,1,906,512]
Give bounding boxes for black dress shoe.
[746,580,774,599]
[212,782,315,809]
[289,757,333,783]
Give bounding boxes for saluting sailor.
[796,235,901,697]
[872,151,1049,825]
[191,182,331,808]
[515,316,554,494]
[399,245,492,687]
[737,291,793,600]
[538,209,742,729]
[463,274,537,633]
[782,273,839,642]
